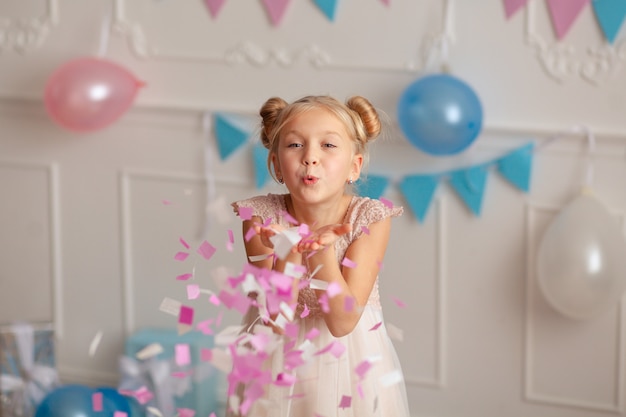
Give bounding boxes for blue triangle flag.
[355,174,389,199]
[314,0,340,21]
[253,142,270,189]
[497,143,534,192]
[399,175,439,223]
[448,166,488,216]
[592,0,626,44]
[214,113,252,160]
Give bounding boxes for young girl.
[229,95,410,416]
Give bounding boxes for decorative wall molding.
[0,160,63,339]
[524,0,626,85]
[0,0,59,53]
[404,198,448,390]
[523,203,625,412]
[111,0,450,73]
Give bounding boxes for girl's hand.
[253,223,286,249]
[296,223,352,253]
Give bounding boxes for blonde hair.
[259,95,382,182]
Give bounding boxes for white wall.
[1,1,626,416]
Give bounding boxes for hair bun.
[346,96,381,142]
[259,97,288,149]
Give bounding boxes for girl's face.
[273,107,363,204]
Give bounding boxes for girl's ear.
[351,153,364,182]
[271,153,281,178]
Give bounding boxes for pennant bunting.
[253,142,270,189]
[214,113,252,160]
[591,0,626,44]
[496,143,534,192]
[398,175,438,223]
[355,174,389,199]
[313,0,340,22]
[503,0,529,19]
[546,0,589,40]
[448,166,488,216]
[261,0,292,27]
[204,0,227,19]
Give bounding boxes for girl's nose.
[303,152,319,165]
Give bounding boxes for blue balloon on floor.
[35,384,132,417]
[397,73,483,156]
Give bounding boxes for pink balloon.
[44,57,144,132]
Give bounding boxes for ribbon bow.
[0,323,59,417]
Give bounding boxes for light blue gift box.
[124,327,221,417]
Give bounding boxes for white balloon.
[537,193,626,320]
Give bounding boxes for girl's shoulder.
[348,196,403,228]
[231,193,286,222]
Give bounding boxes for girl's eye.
[323,143,336,148]
[287,143,302,148]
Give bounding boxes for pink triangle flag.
[204,0,227,19]
[261,0,292,27]
[503,0,528,19]
[546,0,590,40]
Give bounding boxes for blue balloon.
[35,385,132,417]
[397,73,483,156]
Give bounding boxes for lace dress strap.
[346,197,404,242]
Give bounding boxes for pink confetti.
[369,321,382,331]
[244,227,257,242]
[228,229,235,244]
[196,319,214,335]
[341,257,357,268]
[179,237,190,249]
[238,206,253,220]
[380,197,394,208]
[275,372,297,386]
[197,240,217,260]
[392,296,406,308]
[178,408,195,417]
[344,296,355,312]
[318,293,330,313]
[209,294,221,306]
[175,343,190,366]
[326,282,342,298]
[357,382,365,398]
[201,348,213,362]
[300,304,310,318]
[305,328,320,340]
[316,341,345,359]
[355,360,373,379]
[114,413,128,417]
[92,392,103,412]
[186,284,200,300]
[176,273,193,281]
[162,200,172,205]
[284,322,300,339]
[174,251,189,261]
[339,395,352,408]
[179,305,194,325]
[361,225,370,235]
[280,210,299,225]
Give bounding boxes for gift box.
[121,327,222,417]
[0,323,59,417]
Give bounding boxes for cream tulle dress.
[230,193,410,417]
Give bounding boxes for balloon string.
[97,13,112,58]
[422,0,454,73]
[201,112,217,240]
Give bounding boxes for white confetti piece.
[88,331,103,357]
[136,343,163,360]
[146,406,164,417]
[159,297,182,316]
[309,279,328,290]
[269,228,302,259]
[380,370,403,387]
[248,253,273,262]
[386,323,404,342]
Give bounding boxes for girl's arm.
[305,217,391,337]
